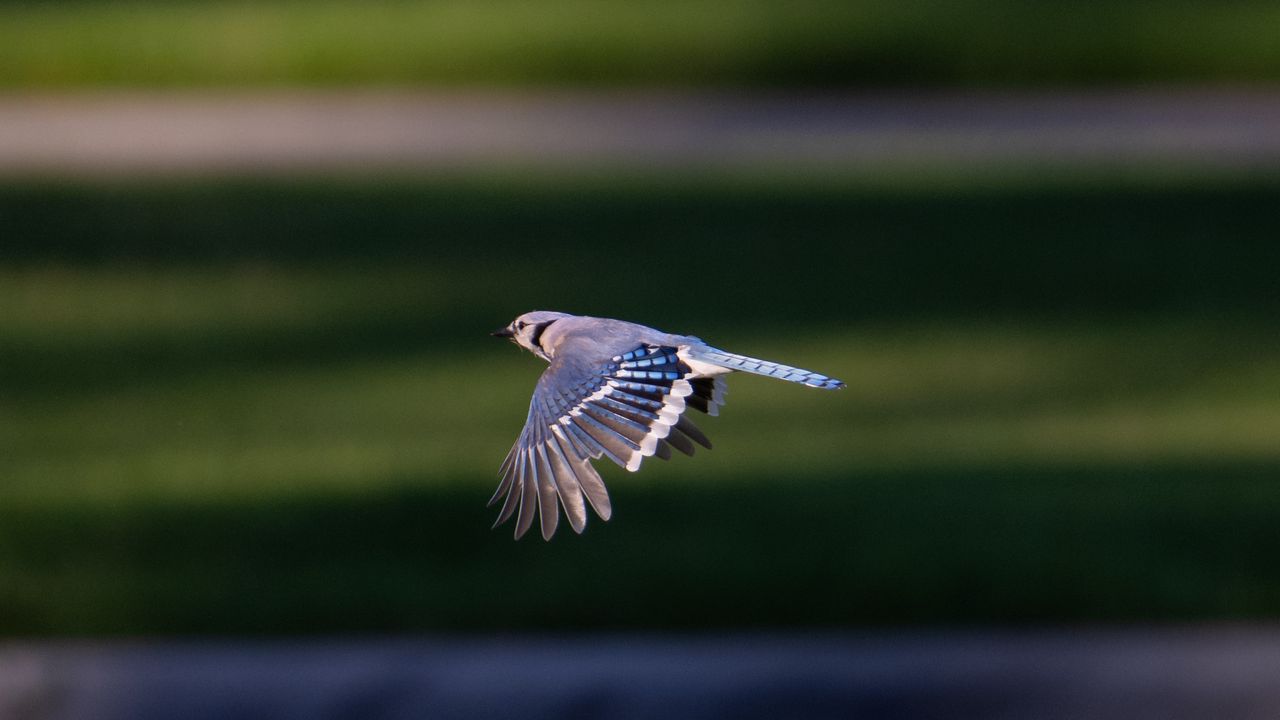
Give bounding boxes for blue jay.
[490,311,845,540]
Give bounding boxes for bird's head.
[491,311,571,361]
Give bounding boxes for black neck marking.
[530,320,553,351]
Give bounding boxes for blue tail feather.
[689,348,845,390]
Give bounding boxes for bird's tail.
[686,347,845,389]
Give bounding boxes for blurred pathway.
[1,89,1279,176]
[3,629,1280,720]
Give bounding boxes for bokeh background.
[2,1,1280,716]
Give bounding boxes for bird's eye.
[516,321,527,330]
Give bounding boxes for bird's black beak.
[491,327,515,339]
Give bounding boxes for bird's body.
[491,311,844,539]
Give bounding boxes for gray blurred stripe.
[3,629,1280,720]
[1,90,1279,176]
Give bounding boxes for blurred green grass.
[2,172,1280,634]
[2,0,1279,88]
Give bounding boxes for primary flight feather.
[490,311,844,540]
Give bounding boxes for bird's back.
[541,315,697,363]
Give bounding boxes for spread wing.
[489,344,727,540]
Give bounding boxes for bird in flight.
[490,311,845,539]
